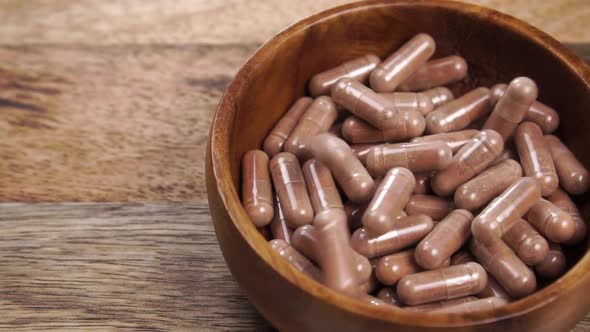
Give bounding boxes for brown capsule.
[431,130,504,197]
[502,218,549,266]
[313,209,357,292]
[309,54,381,97]
[450,251,512,300]
[284,96,339,160]
[269,152,314,227]
[242,150,274,227]
[434,297,507,313]
[515,122,558,196]
[422,87,455,108]
[398,55,468,92]
[376,287,401,306]
[263,97,312,157]
[548,188,587,245]
[302,159,343,214]
[470,239,536,298]
[341,113,425,144]
[490,83,559,134]
[366,141,452,177]
[351,215,434,258]
[546,135,590,195]
[415,209,474,269]
[451,250,475,265]
[455,159,523,211]
[425,87,492,134]
[471,177,542,245]
[356,294,392,307]
[527,199,575,243]
[370,33,436,92]
[483,77,538,141]
[309,134,375,203]
[269,195,294,243]
[362,168,415,235]
[376,250,421,286]
[404,297,478,312]
[269,239,323,282]
[535,243,567,279]
[414,172,433,195]
[351,144,377,164]
[378,92,434,115]
[397,262,487,305]
[411,129,479,153]
[359,272,380,294]
[492,148,519,165]
[405,194,454,221]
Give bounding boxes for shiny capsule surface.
[405,194,454,221]
[370,33,436,92]
[376,287,401,306]
[502,218,549,266]
[455,159,523,211]
[414,172,433,194]
[302,159,343,214]
[263,97,312,157]
[284,96,339,160]
[425,87,492,134]
[270,152,314,227]
[351,215,434,258]
[483,77,538,140]
[309,54,380,97]
[411,129,479,153]
[527,198,575,243]
[423,87,454,108]
[292,224,319,262]
[269,195,294,243]
[535,244,567,279]
[515,122,558,196]
[450,251,512,300]
[546,135,590,195]
[351,144,376,164]
[378,92,434,115]
[548,188,587,245]
[403,296,477,312]
[242,150,274,227]
[398,55,468,91]
[434,297,507,313]
[366,141,452,177]
[470,239,536,298]
[270,239,323,282]
[431,130,504,197]
[397,262,487,305]
[363,168,415,235]
[309,134,375,203]
[376,250,421,285]
[341,112,425,143]
[471,177,541,245]
[415,209,474,269]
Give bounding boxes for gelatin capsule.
[376,250,421,285]
[450,251,511,300]
[502,218,549,266]
[546,135,590,195]
[269,195,294,243]
[341,113,425,144]
[365,141,452,177]
[548,188,587,245]
[425,87,492,134]
[270,239,323,282]
[309,54,380,97]
[302,159,343,214]
[403,296,478,312]
[398,55,468,92]
[410,129,479,153]
[526,198,575,243]
[434,297,507,313]
[376,287,401,306]
[422,87,454,108]
[405,194,454,221]
[515,122,558,196]
[263,97,312,157]
[378,91,434,115]
[535,243,567,279]
[242,150,274,227]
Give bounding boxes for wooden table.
[0,1,589,330]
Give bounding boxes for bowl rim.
[210,0,590,327]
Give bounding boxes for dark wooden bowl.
[206,1,590,330]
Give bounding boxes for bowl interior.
[214,0,590,326]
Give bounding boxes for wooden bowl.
[206,1,590,330]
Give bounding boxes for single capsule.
[502,218,549,266]
[370,33,436,92]
[414,172,433,194]
[415,209,474,269]
[351,215,434,258]
[341,113,425,143]
[546,135,590,195]
[376,287,401,306]
[302,159,343,214]
[309,54,381,97]
[362,168,415,235]
[422,87,455,108]
[269,195,294,243]
[535,243,567,279]
[365,141,452,177]
[263,97,312,157]
[455,159,523,211]
[269,152,314,227]
[314,209,357,292]
[376,250,421,285]
[351,143,377,164]
[309,134,375,203]
[411,129,479,153]
[490,83,559,134]
[242,150,274,227]
[471,177,541,245]
[515,122,558,196]
[405,194,455,221]
[434,297,507,314]
[470,239,536,298]
[483,77,538,141]
[548,188,587,245]
[284,96,339,160]
[527,199,575,243]
[378,92,434,115]
[431,130,504,197]
[450,251,512,300]
[397,262,487,305]
[269,239,323,282]
[403,297,478,312]
[398,55,468,91]
[425,87,492,134]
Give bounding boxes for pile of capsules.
[241,33,589,313]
